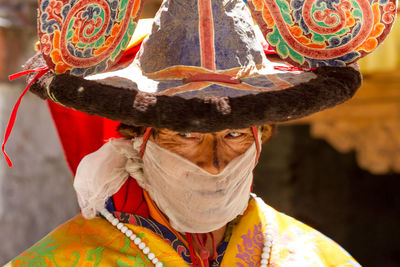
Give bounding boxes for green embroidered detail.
[276,0,294,25]
[119,0,129,20]
[267,26,305,64]
[66,17,75,40]
[66,28,74,40]
[305,0,360,45]
[70,251,81,267]
[85,6,106,38]
[322,28,350,41]
[353,9,363,19]
[311,2,340,27]
[68,247,105,267]
[351,0,363,19]
[311,32,325,43]
[117,254,151,267]
[75,6,106,48]
[85,247,104,266]
[121,237,131,253]
[110,20,136,61]
[136,232,145,239]
[95,36,106,48]
[11,235,58,266]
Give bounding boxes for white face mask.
[137,139,259,233]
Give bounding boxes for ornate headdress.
[6,0,398,138]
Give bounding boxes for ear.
[261,125,275,144]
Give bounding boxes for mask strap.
[250,126,261,193]
[251,126,261,165]
[139,127,152,158]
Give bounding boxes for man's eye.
[226,132,243,138]
[178,132,193,138]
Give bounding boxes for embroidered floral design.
[235,223,264,267]
[38,0,142,76]
[247,0,396,68]
[12,236,58,266]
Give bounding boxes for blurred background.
[0,0,399,266]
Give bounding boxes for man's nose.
[195,134,227,175]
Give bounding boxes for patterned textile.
[247,0,397,68]
[38,0,144,76]
[132,68,316,99]
[113,211,230,266]
[6,196,361,267]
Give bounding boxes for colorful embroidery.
[115,211,193,263]
[119,65,316,98]
[38,0,143,76]
[247,0,397,68]
[211,241,228,267]
[9,197,361,267]
[235,223,264,267]
[114,211,231,266]
[11,236,58,266]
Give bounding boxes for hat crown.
[138,0,267,74]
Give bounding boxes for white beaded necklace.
[99,207,164,267]
[261,227,274,267]
[98,206,273,266]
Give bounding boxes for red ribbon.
[2,66,50,167]
[183,73,241,84]
[186,233,201,267]
[139,127,153,158]
[263,43,277,55]
[264,48,277,55]
[274,65,316,72]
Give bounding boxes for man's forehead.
[157,128,254,135]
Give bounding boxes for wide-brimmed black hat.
[27,0,396,132]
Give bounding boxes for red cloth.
[112,177,149,217]
[47,101,149,217]
[46,40,149,217]
[47,101,121,174]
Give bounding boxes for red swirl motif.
[59,0,136,68]
[304,0,350,34]
[75,8,108,44]
[40,34,52,55]
[382,2,396,24]
[46,0,63,25]
[265,0,374,59]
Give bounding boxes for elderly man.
[7,124,360,266]
[5,0,393,264]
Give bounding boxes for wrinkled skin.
[149,126,273,258]
[151,128,254,174]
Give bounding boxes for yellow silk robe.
[6,196,360,267]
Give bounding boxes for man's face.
[150,128,255,174]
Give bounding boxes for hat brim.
[30,64,361,132]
